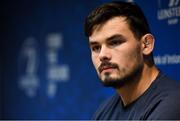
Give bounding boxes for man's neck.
[116,65,159,107]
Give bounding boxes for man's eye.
[91,45,101,52]
[109,40,121,46]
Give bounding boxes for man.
[84,1,180,120]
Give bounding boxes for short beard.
[100,63,143,89]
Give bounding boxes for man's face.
[89,17,144,87]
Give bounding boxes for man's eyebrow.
[89,41,99,46]
[89,34,126,45]
[106,34,126,41]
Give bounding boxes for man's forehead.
[89,17,129,42]
[92,17,128,32]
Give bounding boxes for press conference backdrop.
[1,0,180,119]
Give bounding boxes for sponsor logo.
[46,33,70,98]
[154,54,180,65]
[169,0,179,7]
[18,37,40,98]
[157,0,180,25]
[18,33,70,98]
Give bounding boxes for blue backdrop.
[1,0,180,119]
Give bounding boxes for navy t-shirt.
[92,72,180,120]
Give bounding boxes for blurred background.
[1,0,180,119]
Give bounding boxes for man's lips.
[98,62,118,73]
[99,66,116,73]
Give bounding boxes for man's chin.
[100,79,126,88]
[99,73,126,88]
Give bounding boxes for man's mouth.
[99,66,116,73]
[98,62,118,73]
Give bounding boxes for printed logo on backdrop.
[157,0,180,25]
[154,54,180,65]
[18,37,40,98]
[18,33,70,98]
[46,33,70,98]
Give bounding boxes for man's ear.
[141,34,155,55]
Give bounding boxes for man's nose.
[99,46,111,61]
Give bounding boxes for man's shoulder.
[156,72,180,91]
[95,93,119,111]
[152,72,180,107]
[92,93,119,120]
[146,93,180,120]
[145,72,180,119]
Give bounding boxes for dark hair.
[84,1,151,40]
